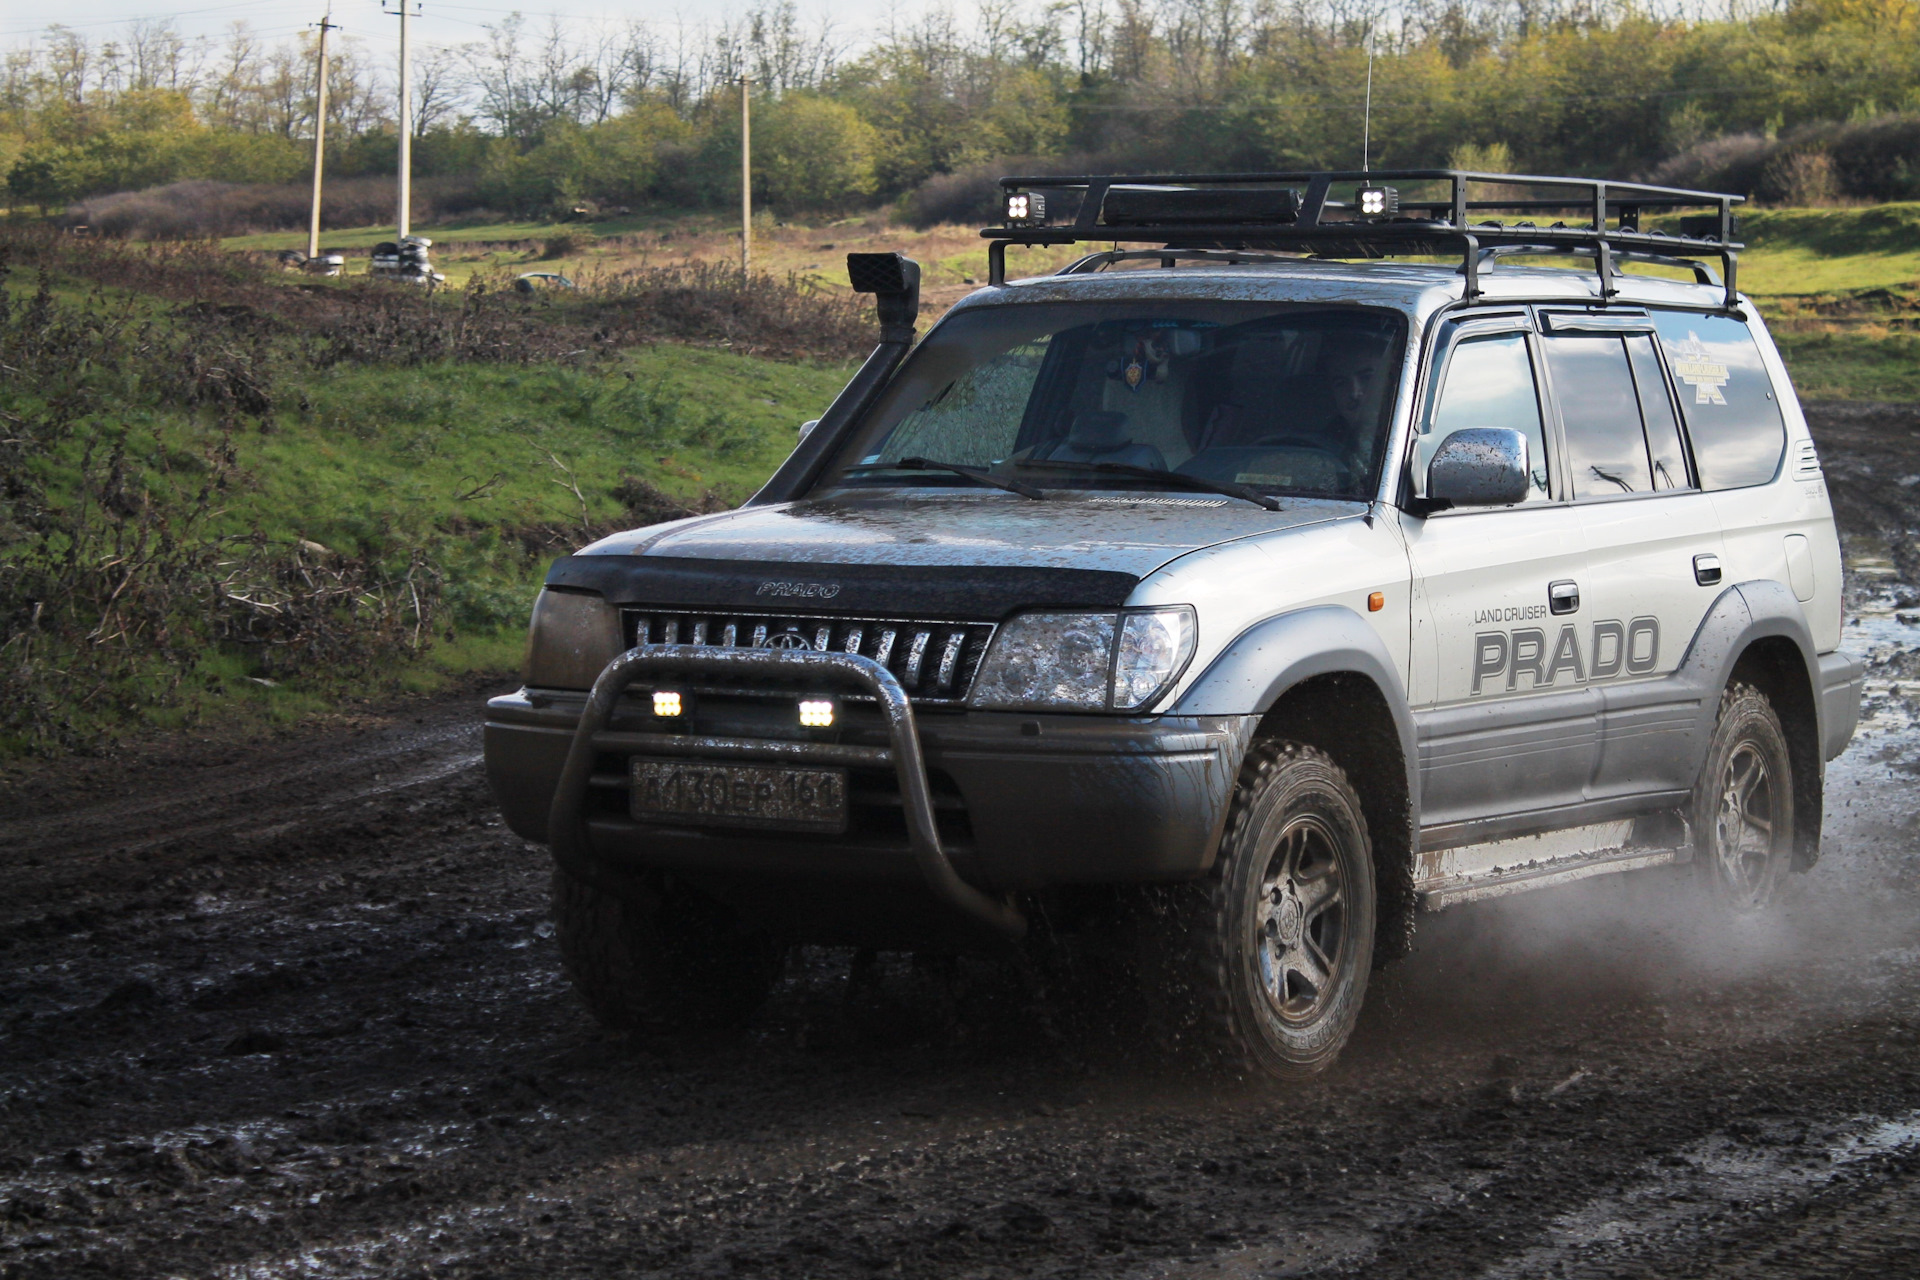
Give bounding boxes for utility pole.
[385,1,418,240]
[740,72,751,278]
[306,10,337,261]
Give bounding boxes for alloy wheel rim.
[1715,741,1777,907]
[1253,815,1348,1024]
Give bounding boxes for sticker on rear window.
[1669,331,1730,405]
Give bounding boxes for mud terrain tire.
[551,866,787,1029]
[1156,741,1375,1080]
[1693,682,1796,913]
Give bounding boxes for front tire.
[1162,741,1376,1080]
[1693,683,1796,913]
[551,865,787,1029]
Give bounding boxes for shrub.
[1647,115,1920,203]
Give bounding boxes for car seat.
[1031,411,1168,470]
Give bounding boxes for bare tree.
[409,44,464,135]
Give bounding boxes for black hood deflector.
[545,555,1140,618]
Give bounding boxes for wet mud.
[6,402,1920,1278]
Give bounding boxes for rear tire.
[1693,683,1796,914]
[1155,741,1376,1080]
[550,865,787,1029]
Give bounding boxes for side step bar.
[546,645,1026,938]
[1415,818,1692,911]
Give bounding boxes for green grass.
[258,346,850,560]
[1726,203,1920,297]
[1774,330,1920,402]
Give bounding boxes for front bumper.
[486,652,1251,908]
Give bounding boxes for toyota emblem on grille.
[763,631,811,650]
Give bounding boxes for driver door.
[1402,314,1597,840]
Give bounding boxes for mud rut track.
[7,406,1920,1279]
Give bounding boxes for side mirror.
[1425,427,1531,509]
[798,418,820,440]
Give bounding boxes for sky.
[0,0,893,61]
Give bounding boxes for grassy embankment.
[1731,204,1920,402]
[0,231,859,756]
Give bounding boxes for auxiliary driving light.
[798,699,835,728]
[1005,191,1046,225]
[652,690,683,717]
[1357,185,1399,218]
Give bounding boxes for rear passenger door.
[1536,310,1726,803]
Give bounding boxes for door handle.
[1549,580,1580,615]
[1694,553,1722,586]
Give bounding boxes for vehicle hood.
[579,492,1359,579]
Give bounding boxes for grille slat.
[623,609,997,704]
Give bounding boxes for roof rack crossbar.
[1056,248,1304,275]
[1478,243,1724,286]
[984,168,1744,308]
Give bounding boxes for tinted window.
[1652,312,1786,490]
[1626,334,1690,490]
[1542,335,1653,497]
[1419,333,1550,502]
[825,303,1408,502]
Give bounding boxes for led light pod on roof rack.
[1005,191,1046,226]
[1357,185,1399,218]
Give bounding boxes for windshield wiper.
[843,457,1048,500]
[1005,459,1285,511]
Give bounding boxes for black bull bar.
[546,645,1027,938]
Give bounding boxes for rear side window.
[1626,335,1690,490]
[1652,312,1785,490]
[1541,335,1653,497]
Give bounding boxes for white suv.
[485,171,1862,1079]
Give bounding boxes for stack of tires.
[370,235,444,286]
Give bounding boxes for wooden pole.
[396,3,413,240]
[740,73,751,278]
[307,13,336,261]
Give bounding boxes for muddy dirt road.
[6,403,1920,1280]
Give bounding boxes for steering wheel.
[1244,434,1355,487]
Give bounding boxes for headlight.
[969,607,1196,713]
[524,588,624,689]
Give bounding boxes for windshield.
[818,301,1408,502]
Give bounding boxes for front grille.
[623,609,997,704]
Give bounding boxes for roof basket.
[982,170,1744,308]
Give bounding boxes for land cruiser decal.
[1669,332,1730,406]
[1471,617,1660,694]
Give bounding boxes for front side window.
[1417,332,1551,503]
[819,302,1409,503]
[1651,312,1785,490]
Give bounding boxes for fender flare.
[1169,604,1421,832]
[1672,580,1822,782]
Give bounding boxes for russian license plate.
[629,758,849,833]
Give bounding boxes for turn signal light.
[652,690,683,717]
[798,699,835,728]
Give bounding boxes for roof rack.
[982,170,1744,308]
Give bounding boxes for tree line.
[3,0,1918,225]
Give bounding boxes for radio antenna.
[1362,17,1376,175]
